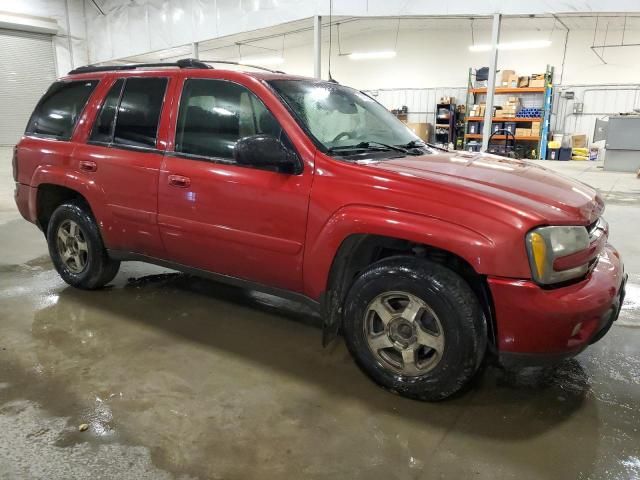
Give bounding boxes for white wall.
[275,24,640,90]
[0,0,88,75]
[86,0,640,64]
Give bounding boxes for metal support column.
[481,13,501,152]
[192,42,199,60]
[313,15,322,79]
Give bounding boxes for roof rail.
[198,59,285,74]
[68,58,211,75]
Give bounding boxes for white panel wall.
[0,0,88,74]
[86,0,640,64]
[274,25,640,89]
[556,85,640,142]
[369,88,469,124]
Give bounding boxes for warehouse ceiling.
[115,14,640,65]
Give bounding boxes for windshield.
[268,79,421,154]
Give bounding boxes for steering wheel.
[331,131,355,143]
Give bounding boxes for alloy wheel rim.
[56,219,89,274]
[363,291,445,376]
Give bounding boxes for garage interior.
[1,1,640,479]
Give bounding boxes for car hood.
[365,151,604,224]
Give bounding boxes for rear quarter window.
[25,80,99,140]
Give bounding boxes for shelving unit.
[434,102,456,146]
[462,65,554,159]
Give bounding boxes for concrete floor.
[1,149,639,479]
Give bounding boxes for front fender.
[303,205,500,300]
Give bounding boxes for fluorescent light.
[241,56,284,65]
[348,50,397,60]
[469,40,552,52]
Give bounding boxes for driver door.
[157,77,312,292]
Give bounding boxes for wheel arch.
[308,206,498,349]
[31,164,109,239]
[36,183,93,233]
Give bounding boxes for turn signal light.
[529,232,547,279]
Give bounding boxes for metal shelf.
[465,133,540,141]
[466,117,542,122]
[469,87,546,94]
[463,65,554,159]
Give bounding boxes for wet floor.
[1,246,639,479]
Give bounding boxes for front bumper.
[488,244,625,366]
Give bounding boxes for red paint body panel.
[14,67,625,361]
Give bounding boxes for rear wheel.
[47,201,120,289]
[342,256,487,401]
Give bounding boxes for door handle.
[79,160,97,172]
[168,174,191,188]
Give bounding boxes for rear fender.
[31,164,113,243]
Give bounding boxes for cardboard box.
[531,121,541,130]
[403,122,431,141]
[500,70,516,86]
[507,74,518,88]
[571,134,588,149]
[516,128,532,137]
[518,76,530,88]
[529,74,546,88]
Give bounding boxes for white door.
[0,28,57,146]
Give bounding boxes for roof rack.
[198,59,285,74]
[68,58,211,75]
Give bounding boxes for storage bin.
[467,141,481,152]
[504,122,517,134]
[491,122,504,134]
[468,122,481,134]
[547,148,560,160]
[559,147,572,160]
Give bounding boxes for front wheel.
[46,201,120,289]
[342,256,487,401]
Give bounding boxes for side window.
[175,79,282,160]
[113,77,168,148]
[89,79,124,143]
[26,80,98,140]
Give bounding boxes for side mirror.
[233,134,300,174]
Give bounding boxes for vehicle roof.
[61,67,315,83]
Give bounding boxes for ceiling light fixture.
[348,50,397,60]
[240,56,284,65]
[469,40,552,52]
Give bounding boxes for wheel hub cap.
[363,291,445,376]
[56,219,88,274]
[389,319,416,348]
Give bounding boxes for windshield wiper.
[397,140,426,149]
[329,141,410,155]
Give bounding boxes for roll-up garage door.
[0,28,57,145]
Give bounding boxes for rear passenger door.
[158,77,312,292]
[73,75,170,258]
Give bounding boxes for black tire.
[342,256,487,401]
[46,201,120,289]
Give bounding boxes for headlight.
[526,225,590,285]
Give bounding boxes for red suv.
[14,59,626,400]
